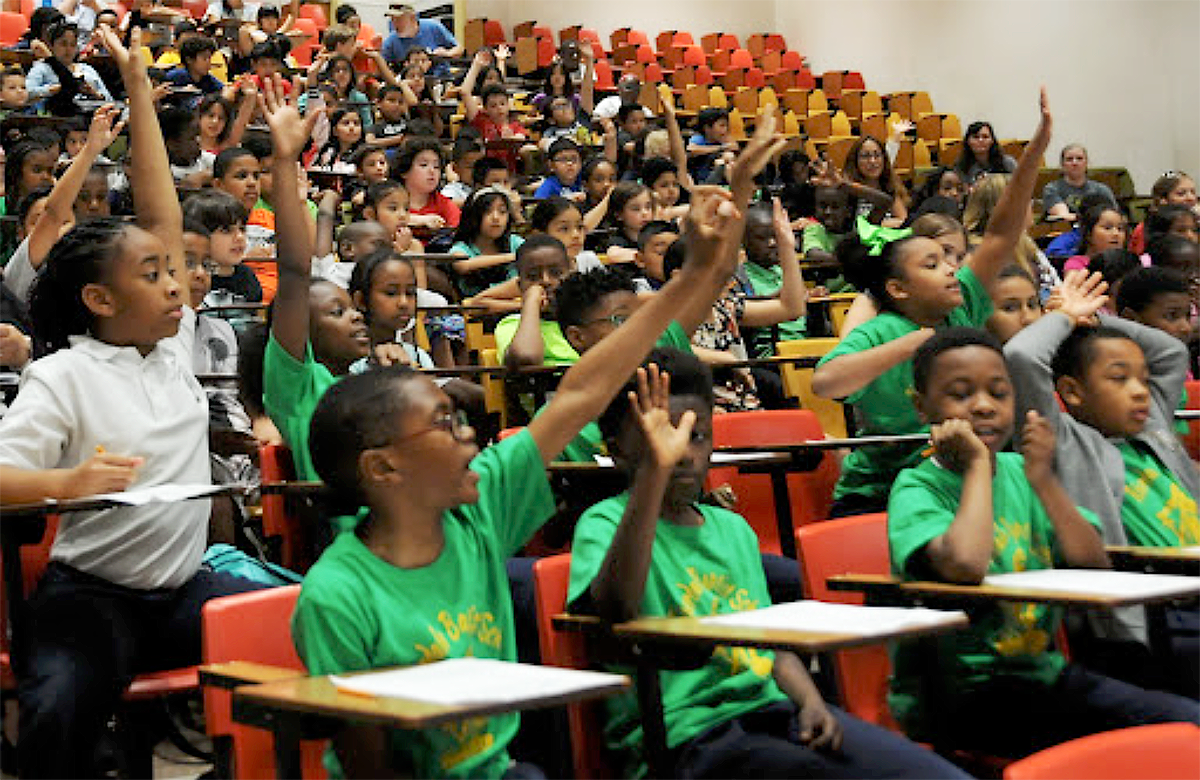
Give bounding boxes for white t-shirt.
[205,0,260,21]
[0,309,211,589]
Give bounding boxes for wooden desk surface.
[233,669,629,730]
[199,661,305,690]
[611,612,969,654]
[828,572,1200,609]
[1107,546,1200,562]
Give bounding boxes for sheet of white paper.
[591,452,774,468]
[701,600,965,636]
[90,483,225,506]
[984,570,1200,599]
[1181,546,1200,554]
[330,658,626,705]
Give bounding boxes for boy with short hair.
[1006,270,1199,695]
[743,203,808,353]
[365,83,410,152]
[461,50,528,172]
[1115,266,1194,345]
[0,67,30,117]
[183,189,262,313]
[496,235,578,368]
[473,155,510,189]
[569,348,973,779]
[533,138,584,200]
[633,220,678,292]
[442,136,484,205]
[802,185,853,264]
[889,326,1197,754]
[165,36,223,96]
[688,106,735,183]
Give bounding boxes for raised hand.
[629,363,696,472]
[258,74,317,162]
[931,418,991,474]
[1020,410,1057,486]
[807,157,843,189]
[85,103,127,154]
[494,44,511,61]
[682,185,740,270]
[93,24,146,83]
[1053,269,1108,325]
[729,110,787,207]
[772,196,796,252]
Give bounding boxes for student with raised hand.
[2,103,125,305]
[812,88,1053,518]
[1005,269,1199,696]
[0,26,265,777]
[569,350,971,779]
[889,327,1197,754]
[289,175,756,780]
[257,74,372,492]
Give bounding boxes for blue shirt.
[533,174,581,199]
[381,19,457,74]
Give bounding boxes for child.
[889,326,1198,753]
[441,136,484,206]
[313,107,364,171]
[1116,267,1194,345]
[449,188,524,297]
[495,236,579,368]
[165,35,224,96]
[603,181,654,260]
[581,154,618,213]
[183,189,262,309]
[687,106,735,184]
[347,248,438,370]
[570,349,970,779]
[160,105,214,186]
[362,180,424,257]
[73,164,111,221]
[0,66,30,116]
[986,264,1043,344]
[473,155,511,190]
[461,50,528,172]
[395,137,460,240]
[813,88,1052,518]
[26,21,113,115]
[533,137,585,201]
[801,185,854,264]
[1130,172,1198,254]
[538,94,588,152]
[213,146,261,213]
[742,203,809,350]
[288,152,757,780]
[634,220,679,292]
[3,140,56,218]
[1063,203,1129,271]
[364,83,412,152]
[0,28,264,776]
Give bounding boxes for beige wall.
[462,0,1199,191]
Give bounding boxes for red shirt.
[470,113,526,172]
[410,191,461,240]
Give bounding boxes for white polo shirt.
[0,309,211,590]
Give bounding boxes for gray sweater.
[1005,313,1197,641]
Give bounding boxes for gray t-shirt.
[1040,178,1117,216]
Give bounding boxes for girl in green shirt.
[812,88,1054,518]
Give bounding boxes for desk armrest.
[199,661,305,690]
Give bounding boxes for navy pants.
[16,562,268,778]
[915,663,1200,758]
[673,700,971,779]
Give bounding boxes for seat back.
[0,515,59,688]
[775,338,847,438]
[532,555,613,779]
[1184,380,1199,460]
[201,586,327,779]
[795,513,900,730]
[0,10,26,44]
[705,410,839,554]
[258,443,311,572]
[1003,723,1200,780]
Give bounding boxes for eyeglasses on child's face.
[394,408,474,445]
[582,312,629,328]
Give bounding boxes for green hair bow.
[856,216,912,256]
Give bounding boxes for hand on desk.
[64,451,144,499]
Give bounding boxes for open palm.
[258,75,316,161]
[630,365,696,471]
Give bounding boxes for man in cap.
[381,3,461,76]
[592,72,655,121]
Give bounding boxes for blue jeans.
[673,700,971,779]
[16,562,269,778]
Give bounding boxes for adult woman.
[841,135,908,226]
[954,120,1015,186]
[1040,143,1116,221]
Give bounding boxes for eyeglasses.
[582,312,630,328]
[394,408,474,445]
[858,150,884,161]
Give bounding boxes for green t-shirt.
[263,334,337,484]
[1117,440,1200,547]
[536,321,693,462]
[568,493,786,777]
[493,313,580,366]
[817,266,993,504]
[291,430,557,779]
[887,453,1102,735]
[801,222,845,255]
[742,261,807,357]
